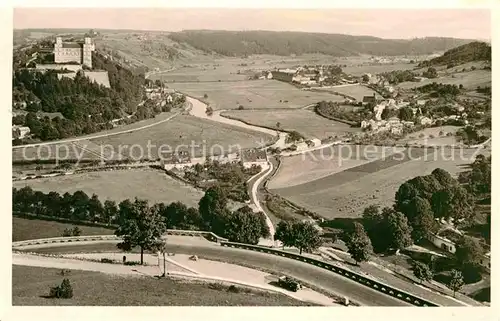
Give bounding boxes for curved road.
[16,240,409,306]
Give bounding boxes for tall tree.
[431,185,473,220]
[274,220,295,249]
[413,261,433,284]
[103,200,118,225]
[198,185,230,236]
[455,236,485,268]
[291,221,322,255]
[224,206,270,245]
[405,197,437,242]
[114,198,167,264]
[384,209,413,251]
[448,269,465,297]
[346,222,373,265]
[88,194,104,222]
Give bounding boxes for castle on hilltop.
[54,37,95,68]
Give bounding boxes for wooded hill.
[168,30,474,57]
[418,41,491,67]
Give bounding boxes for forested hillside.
[168,30,474,57]
[418,41,491,67]
[12,51,146,142]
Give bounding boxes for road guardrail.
[220,241,438,307]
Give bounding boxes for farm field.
[12,217,114,242]
[399,126,461,146]
[315,84,383,101]
[12,111,178,161]
[396,70,491,90]
[271,148,483,219]
[90,115,274,158]
[269,145,404,189]
[169,79,343,110]
[221,109,360,140]
[12,265,308,306]
[12,169,205,208]
[342,63,416,76]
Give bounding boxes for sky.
[13,8,491,40]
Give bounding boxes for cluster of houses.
[161,148,269,171]
[260,65,356,87]
[144,85,185,107]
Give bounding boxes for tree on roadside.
[412,261,433,284]
[346,222,373,265]
[274,220,295,249]
[88,193,104,222]
[292,221,322,255]
[385,208,413,251]
[276,122,281,129]
[103,200,119,225]
[448,269,464,297]
[114,198,167,265]
[224,206,270,244]
[198,185,230,236]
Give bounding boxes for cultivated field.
[399,126,461,146]
[13,265,308,306]
[396,70,491,90]
[12,169,204,207]
[271,148,484,219]
[12,111,178,161]
[315,84,383,101]
[221,109,360,140]
[169,79,343,110]
[90,115,274,158]
[12,217,114,242]
[342,63,416,76]
[269,145,404,189]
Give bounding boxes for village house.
[242,149,268,169]
[12,125,30,140]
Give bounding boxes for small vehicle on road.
[277,276,301,292]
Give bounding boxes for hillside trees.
[413,261,433,284]
[345,222,373,265]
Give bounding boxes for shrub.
[227,285,240,293]
[124,261,142,266]
[208,282,225,291]
[100,258,114,264]
[49,278,73,299]
[238,105,244,110]
[439,131,445,136]
[429,134,435,139]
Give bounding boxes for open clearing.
[12,265,308,306]
[169,79,343,110]
[269,145,404,189]
[315,84,383,101]
[271,148,483,219]
[396,70,491,90]
[399,126,461,146]
[222,109,360,139]
[12,217,113,242]
[91,115,274,158]
[12,169,204,207]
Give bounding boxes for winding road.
[14,239,409,306]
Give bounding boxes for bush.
[238,105,244,110]
[439,131,445,136]
[49,278,73,299]
[124,261,142,266]
[100,258,114,264]
[208,282,225,291]
[227,285,240,293]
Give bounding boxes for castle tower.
[54,37,63,63]
[82,37,95,68]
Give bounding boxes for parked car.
[277,276,301,292]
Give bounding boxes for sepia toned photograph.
[10,6,491,308]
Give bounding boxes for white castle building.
[54,37,95,68]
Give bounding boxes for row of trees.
[416,82,461,97]
[13,184,270,250]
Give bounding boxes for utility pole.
[162,251,166,277]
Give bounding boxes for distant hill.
[418,41,491,67]
[168,30,475,57]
